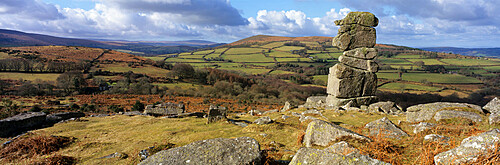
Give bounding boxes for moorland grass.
[0,72,60,82]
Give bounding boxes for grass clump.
[0,133,74,161]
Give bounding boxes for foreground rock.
[0,112,46,137]
[365,117,408,139]
[483,97,500,114]
[303,120,371,147]
[368,101,403,115]
[489,113,500,125]
[424,134,450,143]
[139,137,261,165]
[144,102,185,116]
[434,129,500,164]
[433,110,482,123]
[412,122,436,134]
[290,142,388,165]
[406,102,483,123]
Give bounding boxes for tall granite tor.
[327,12,379,107]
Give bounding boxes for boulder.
[489,113,500,125]
[338,55,378,72]
[334,11,379,27]
[424,134,450,143]
[144,102,185,116]
[368,101,403,115]
[406,102,483,123]
[207,105,227,124]
[302,109,324,117]
[303,120,371,147]
[46,112,85,123]
[327,64,377,98]
[248,109,263,116]
[433,110,482,123]
[333,24,376,51]
[343,48,378,60]
[326,95,378,107]
[434,129,500,164]
[325,141,360,155]
[290,145,388,165]
[253,116,273,125]
[139,137,261,165]
[412,122,436,134]
[262,109,278,115]
[365,117,408,139]
[281,101,292,112]
[300,96,327,108]
[99,152,128,159]
[299,116,318,123]
[0,112,47,137]
[483,97,500,114]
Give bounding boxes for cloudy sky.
[0,0,499,48]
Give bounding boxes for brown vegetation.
[0,133,73,161]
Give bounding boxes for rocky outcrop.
[424,134,450,143]
[365,117,408,139]
[300,96,327,109]
[281,101,292,112]
[253,116,273,125]
[412,122,436,134]
[290,141,388,165]
[144,102,185,116]
[139,137,261,165]
[207,105,227,124]
[303,120,371,147]
[433,110,482,123]
[0,112,47,137]
[368,101,403,115]
[489,113,500,125]
[434,129,500,164]
[483,97,500,114]
[406,102,483,123]
[46,112,85,123]
[327,12,379,107]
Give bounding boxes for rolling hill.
[421,47,500,58]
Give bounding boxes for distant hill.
[421,47,500,58]
[0,29,221,56]
[224,35,331,47]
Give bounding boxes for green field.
[181,55,205,59]
[178,52,192,56]
[0,72,61,82]
[261,42,286,49]
[379,82,441,92]
[484,66,500,72]
[192,50,215,55]
[144,56,166,61]
[269,70,296,75]
[329,52,343,58]
[393,54,422,59]
[275,58,312,62]
[0,52,13,59]
[274,46,304,51]
[268,51,300,58]
[378,58,413,65]
[312,75,328,84]
[225,48,266,54]
[204,53,221,59]
[440,59,500,66]
[220,67,271,75]
[310,53,332,59]
[407,59,446,65]
[165,58,206,63]
[223,54,275,63]
[213,48,228,54]
[378,72,481,84]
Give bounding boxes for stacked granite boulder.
[327,12,379,107]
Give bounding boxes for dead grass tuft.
[0,133,73,161]
[296,131,305,146]
[470,143,500,165]
[359,135,405,165]
[33,154,77,165]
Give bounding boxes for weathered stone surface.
[139,137,261,165]
[303,120,371,147]
[362,72,378,96]
[46,112,85,122]
[302,109,324,116]
[253,116,273,125]
[99,152,128,159]
[326,95,378,107]
[406,102,483,123]
[339,55,378,72]
[329,63,365,79]
[144,102,185,116]
[412,122,436,134]
[262,109,278,115]
[290,146,388,165]
[300,96,327,109]
[334,11,379,27]
[434,129,500,164]
[424,134,450,143]
[207,105,227,123]
[327,64,377,98]
[433,110,482,123]
[489,113,500,125]
[333,25,376,51]
[343,48,378,60]
[483,97,500,114]
[299,116,318,123]
[327,74,364,98]
[365,117,408,139]
[0,112,46,137]
[368,101,403,115]
[281,101,292,112]
[248,109,263,116]
[326,141,360,155]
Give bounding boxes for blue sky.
[0,0,499,48]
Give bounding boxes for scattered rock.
[412,122,436,134]
[303,120,371,147]
[144,102,185,116]
[262,109,278,115]
[99,152,128,159]
[139,147,154,160]
[424,134,450,143]
[325,141,360,155]
[299,116,318,123]
[300,96,327,109]
[253,116,273,125]
[227,119,250,127]
[433,110,482,123]
[368,101,403,115]
[483,97,500,114]
[139,137,261,165]
[46,112,85,123]
[248,109,263,116]
[281,115,290,120]
[207,105,227,124]
[489,113,500,125]
[290,145,388,165]
[365,117,408,139]
[434,129,500,164]
[301,109,325,118]
[406,102,483,123]
[0,112,47,138]
[164,112,206,118]
[281,101,292,112]
[122,111,144,116]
